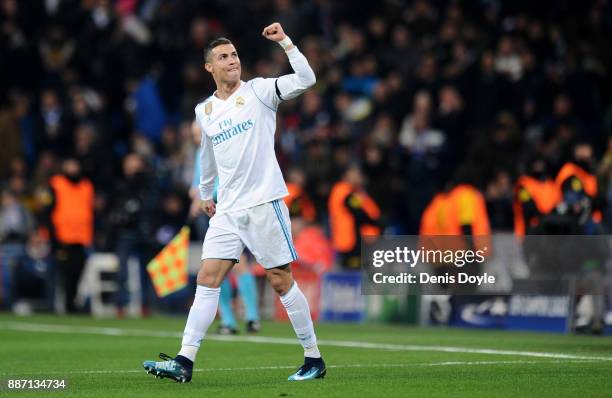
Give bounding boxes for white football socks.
[178,285,220,362]
[280,282,321,358]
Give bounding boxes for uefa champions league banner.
[445,295,570,333]
[445,293,612,334]
[320,272,365,322]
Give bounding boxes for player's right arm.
[195,105,218,217]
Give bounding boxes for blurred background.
[1,0,611,334]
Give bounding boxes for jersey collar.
[212,81,245,102]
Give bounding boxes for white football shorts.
[201,199,298,269]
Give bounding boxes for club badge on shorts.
[236,96,245,108]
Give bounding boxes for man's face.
[346,167,364,188]
[62,159,80,177]
[123,154,143,177]
[205,44,241,84]
[574,145,593,163]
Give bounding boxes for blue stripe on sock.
[272,200,298,260]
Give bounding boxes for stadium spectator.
[109,153,157,317]
[0,187,35,308]
[555,142,603,231]
[152,189,188,251]
[0,96,27,180]
[399,90,447,232]
[329,164,380,268]
[420,167,491,247]
[485,170,514,231]
[513,157,560,237]
[291,216,334,275]
[46,158,94,313]
[284,167,317,223]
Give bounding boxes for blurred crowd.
[2,0,612,311]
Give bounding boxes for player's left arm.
[259,22,316,103]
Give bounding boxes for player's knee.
[270,279,288,295]
[196,270,222,288]
[266,269,293,296]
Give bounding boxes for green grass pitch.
[1,313,611,397]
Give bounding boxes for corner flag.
[147,226,190,297]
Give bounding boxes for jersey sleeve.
[195,104,217,201]
[276,46,316,100]
[250,46,316,109]
[250,78,281,111]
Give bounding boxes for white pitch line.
[0,360,600,377]
[2,321,612,363]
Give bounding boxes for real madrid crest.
[235,96,245,108]
[204,102,212,115]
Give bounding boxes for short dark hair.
[205,37,233,63]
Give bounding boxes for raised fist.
[262,22,286,42]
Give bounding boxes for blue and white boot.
[288,357,326,381]
[143,353,193,383]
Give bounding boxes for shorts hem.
[215,194,288,214]
[258,257,298,270]
[200,257,240,263]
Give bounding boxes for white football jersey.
[195,47,316,214]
